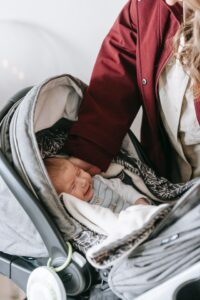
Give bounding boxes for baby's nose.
[81,179,87,187]
[77,177,88,187]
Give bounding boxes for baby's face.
[45,158,93,201]
[62,160,94,201]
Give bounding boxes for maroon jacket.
[66,0,184,179]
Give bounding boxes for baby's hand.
[135,198,149,205]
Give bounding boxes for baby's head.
[44,157,94,202]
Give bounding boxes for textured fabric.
[113,150,196,202]
[65,0,183,179]
[37,128,68,159]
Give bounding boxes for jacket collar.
[161,0,183,25]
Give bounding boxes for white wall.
[0,0,127,105]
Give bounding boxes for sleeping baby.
[44,156,171,269]
[44,157,150,213]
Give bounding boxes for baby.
[44,157,94,202]
[44,157,149,211]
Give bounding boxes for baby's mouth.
[85,184,91,194]
[84,183,93,197]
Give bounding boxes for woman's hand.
[68,157,101,175]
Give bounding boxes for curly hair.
[173,0,200,98]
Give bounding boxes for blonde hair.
[44,157,67,193]
[173,0,200,98]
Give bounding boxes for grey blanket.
[109,197,200,299]
[109,183,200,300]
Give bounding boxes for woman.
[65,0,200,183]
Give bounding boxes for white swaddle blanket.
[61,193,170,268]
[62,194,168,236]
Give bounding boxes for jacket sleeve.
[65,0,141,171]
